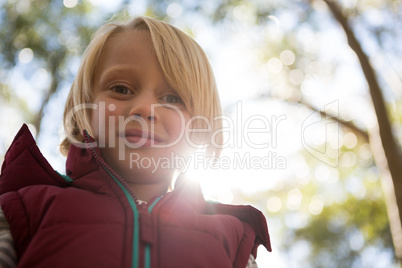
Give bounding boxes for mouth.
[120,128,163,146]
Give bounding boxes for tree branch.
[297,98,369,140]
[32,52,64,137]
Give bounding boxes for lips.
[120,128,162,146]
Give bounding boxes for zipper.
[144,197,162,268]
[83,131,141,268]
[83,130,163,268]
[55,170,73,183]
[103,168,140,268]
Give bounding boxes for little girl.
[0,16,271,267]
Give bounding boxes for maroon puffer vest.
[0,124,271,268]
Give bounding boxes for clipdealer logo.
[129,151,287,173]
[64,100,340,169]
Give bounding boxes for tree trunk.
[320,0,402,259]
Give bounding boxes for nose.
[128,91,159,122]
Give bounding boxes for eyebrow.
[98,65,139,85]
[101,65,138,77]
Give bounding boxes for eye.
[111,85,132,95]
[161,94,182,104]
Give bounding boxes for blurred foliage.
[287,138,395,266]
[231,131,396,265]
[0,0,107,131]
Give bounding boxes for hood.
[0,124,70,195]
[0,124,113,195]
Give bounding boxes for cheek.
[91,99,122,138]
[164,110,190,138]
[163,112,193,154]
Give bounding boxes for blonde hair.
[60,16,222,156]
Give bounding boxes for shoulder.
[171,179,272,254]
[205,201,271,249]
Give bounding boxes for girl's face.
[91,30,192,184]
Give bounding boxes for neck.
[127,181,170,203]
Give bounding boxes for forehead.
[93,30,159,81]
[102,30,154,62]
